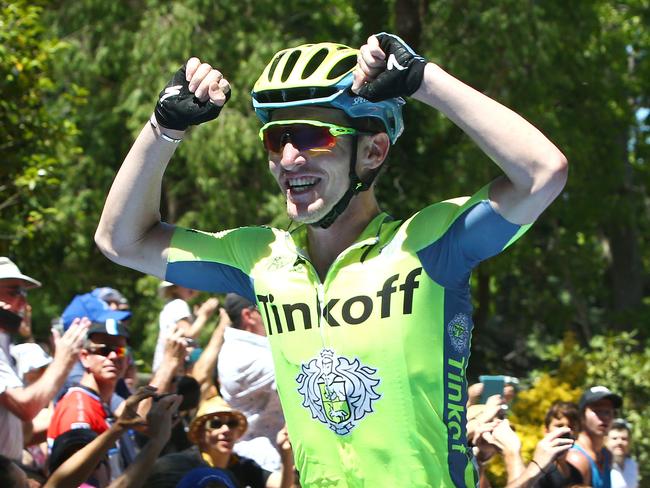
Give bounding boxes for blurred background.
[1,0,649,482]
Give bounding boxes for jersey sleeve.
[165,226,277,302]
[405,183,532,289]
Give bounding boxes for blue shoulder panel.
[417,201,521,289]
[166,261,256,303]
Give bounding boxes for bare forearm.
[95,122,180,276]
[505,462,545,488]
[503,450,526,484]
[108,437,167,488]
[2,358,72,420]
[414,64,566,188]
[186,313,211,339]
[44,425,123,488]
[191,324,225,386]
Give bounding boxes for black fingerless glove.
[153,65,230,131]
[357,32,427,102]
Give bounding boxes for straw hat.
[188,396,248,445]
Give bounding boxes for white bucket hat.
[0,257,41,288]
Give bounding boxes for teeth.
[288,177,317,188]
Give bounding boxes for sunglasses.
[0,286,28,298]
[204,416,242,431]
[259,119,359,153]
[87,344,128,358]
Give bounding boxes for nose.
[280,142,306,171]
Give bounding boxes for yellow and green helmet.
[252,42,404,143]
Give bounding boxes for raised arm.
[95,58,231,278]
[0,319,88,421]
[353,33,567,225]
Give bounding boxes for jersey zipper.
[291,235,380,349]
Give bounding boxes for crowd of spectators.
[0,257,640,487]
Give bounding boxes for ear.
[357,133,390,172]
[79,349,91,369]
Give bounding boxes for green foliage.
[0,0,84,251]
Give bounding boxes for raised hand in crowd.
[504,427,575,488]
[138,324,190,420]
[187,296,220,339]
[44,386,181,488]
[110,390,182,488]
[0,317,89,422]
[265,425,294,488]
[192,306,230,402]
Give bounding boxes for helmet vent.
[281,50,302,82]
[267,53,284,82]
[302,48,329,79]
[327,54,356,80]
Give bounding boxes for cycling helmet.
[252,43,404,143]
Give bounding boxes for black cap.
[224,293,255,324]
[49,428,98,473]
[87,320,130,339]
[579,386,623,411]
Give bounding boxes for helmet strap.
[313,136,375,229]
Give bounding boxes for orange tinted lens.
[263,124,335,152]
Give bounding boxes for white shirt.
[218,327,285,471]
[0,330,25,460]
[153,299,191,372]
[611,457,639,488]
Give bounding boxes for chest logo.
[296,349,381,435]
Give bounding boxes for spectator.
[469,401,576,488]
[606,418,638,488]
[534,401,583,488]
[47,302,131,477]
[0,257,88,460]
[567,386,622,488]
[44,386,182,488]
[147,395,294,488]
[47,428,107,484]
[153,282,218,372]
[91,287,130,311]
[56,292,132,403]
[218,293,285,471]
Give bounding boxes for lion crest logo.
[296,349,381,435]
[447,312,471,354]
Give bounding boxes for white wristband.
[149,114,183,144]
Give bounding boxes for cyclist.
[96,33,567,487]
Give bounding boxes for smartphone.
[479,375,506,404]
[479,375,520,404]
[0,308,22,332]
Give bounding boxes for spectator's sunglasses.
[259,120,362,153]
[204,415,242,431]
[0,285,28,298]
[87,344,128,358]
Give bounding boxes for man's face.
[0,279,29,316]
[607,428,630,457]
[80,332,128,384]
[267,107,356,224]
[583,399,615,436]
